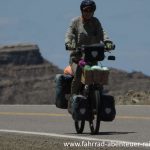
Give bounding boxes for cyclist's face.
[82,8,94,20]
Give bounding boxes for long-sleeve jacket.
[65,16,109,63]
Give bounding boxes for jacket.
[65,16,109,64]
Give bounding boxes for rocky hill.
[0,44,62,104]
[0,43,149,105]
[105,69,150,104]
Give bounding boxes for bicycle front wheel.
[89,90,101,134]
[74,120,85,134]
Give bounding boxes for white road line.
[0,129,149,147]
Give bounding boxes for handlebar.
[78,42,115,52]
[76,42,115,62]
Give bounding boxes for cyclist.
[65,0,114,113]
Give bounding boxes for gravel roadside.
[0,133,148,150]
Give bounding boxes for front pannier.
[100,95,116,121]
[72,95,90,121]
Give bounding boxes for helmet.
[80,0,96,12]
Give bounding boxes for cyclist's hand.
[65,40,76,50]
[104,40,115,50]
[65,43,76,50]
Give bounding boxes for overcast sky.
[0,0,150,75]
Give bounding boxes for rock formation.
[0,43,150,105]
[0,43,62,104]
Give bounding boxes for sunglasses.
[83,9,93,13]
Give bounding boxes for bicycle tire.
[74,120,85,134]
[89,90,101,134]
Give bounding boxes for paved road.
[0,105,150,145]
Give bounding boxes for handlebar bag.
[82,44,105,62]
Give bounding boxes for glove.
[65,43,75,50]
[104,40,115,50]
[65,40,76,50]
[78,59,87,67]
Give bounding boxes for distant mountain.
[105,68,150,104]
[0,43,62,104]
[0,43,149,105]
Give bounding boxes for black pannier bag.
[55,74,73,109]
[72,95,90,121]
[100,95,116,121]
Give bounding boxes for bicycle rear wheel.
[89,90,101,134]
